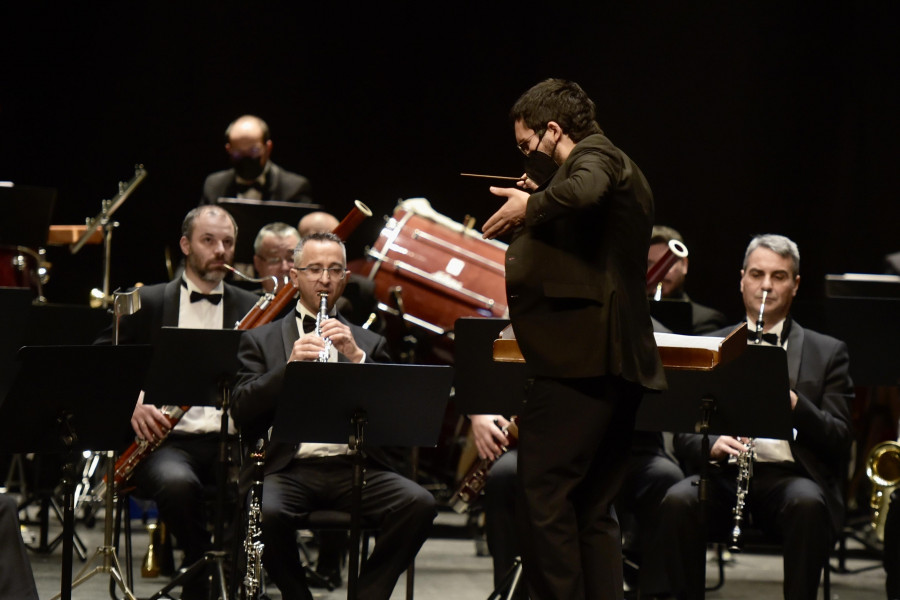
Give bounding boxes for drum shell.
[356,204,508,337]
[0,245,42,294]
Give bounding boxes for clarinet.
[450,417,519,513]
[242,438,267,599]
[729,437,755,552]
[316,292,332,363]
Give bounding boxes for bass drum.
[352,197,508,351]
[0,245,44,298]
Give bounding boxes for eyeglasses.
[516,128,546,156]
[256,254,293,266]
[295,265,347,280]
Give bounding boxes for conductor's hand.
[482,186,529,240]
[470,414,512,461]
[289,319,365,364]
[516,172,539,192]
[131,391,173,442]
[710,435,751,462]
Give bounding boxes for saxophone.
[729,437,756,552]
[316,292,333,363]
[242,438,267,599]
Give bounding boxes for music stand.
[214,197,321,266]
[0,344,151,600]
[648,299,694,335]
[140,327,245,600]
[0,287,34,401]
[824,273,900,385]
[453,317,527,417]
[273,361,454,600]
[0,184,57,249]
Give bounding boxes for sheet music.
[654,332,723,352]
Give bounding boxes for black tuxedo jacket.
[505,134,666,390]
[231,311,393,477]
[675,320,855,533]
[94,278,260,345]
[200,161,313,205]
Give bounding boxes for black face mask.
[523,150,558,188]
[233,155,265,180]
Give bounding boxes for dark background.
[2,3,898,332]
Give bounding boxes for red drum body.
[0,244,43,296]
[355,198,508,344]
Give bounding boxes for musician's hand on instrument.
[319,318,365,363]
[470,414,510,460]
[131,395,171,442]
[790,390,798,410]
[710,435,747,461]
[482,187,528,240]
[289,333,328,363]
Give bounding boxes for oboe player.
[646,234,854,600]
[93,205,259,600]
[230,232,436,600]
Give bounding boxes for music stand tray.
[453,317,527,417]
[142,327,245,408]
[214,197,321,266]
[825,273,900,386]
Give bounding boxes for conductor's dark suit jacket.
[505,133,666,390]
[675,320,855,534]
[200,161,313,205]
[95,278,259,345]
[230,311,395,478]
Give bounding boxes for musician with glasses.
[231,232,436,600]
[252,222,301,294]
[200,114,313,205]
[644,234,854,600]
[94,205,259,600]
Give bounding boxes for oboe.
[242,439,266,599]
[729,437,756,552]
[754,290,768,344]
[316,292,332,363]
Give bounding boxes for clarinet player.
[645,234,855,600]
[230,232,436,600]
[94,205,259,600]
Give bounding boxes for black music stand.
[453,317,527,417]
[273,361,454,600]
[214,197,321,266]
[140,326,245,600]
[0,344,151,600]
[0,184,57,249]
[648,299,694,335]
[0,287,34,401]
[824,273,900,386]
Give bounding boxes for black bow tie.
[236,180,265,194]
[299,313,318,334]
[748,329,779,345]
[190,290,223,305]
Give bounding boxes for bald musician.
[201,114,313,205]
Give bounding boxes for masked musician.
[252,222,300,294]
[200,114,313,205]
[95,205,259,600]
[646,234,854,600]
[230,232,436,600]
[647,225,727,335]
[482,78,666,600]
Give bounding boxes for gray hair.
[253,222,300,254]
[743,234,800,277]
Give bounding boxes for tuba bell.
[866,439,900,542]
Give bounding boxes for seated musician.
[230,231,436,600]
[647,225,727,335]
[95,205,259,600]
[644,234,854,600]
[251,222,300,294]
